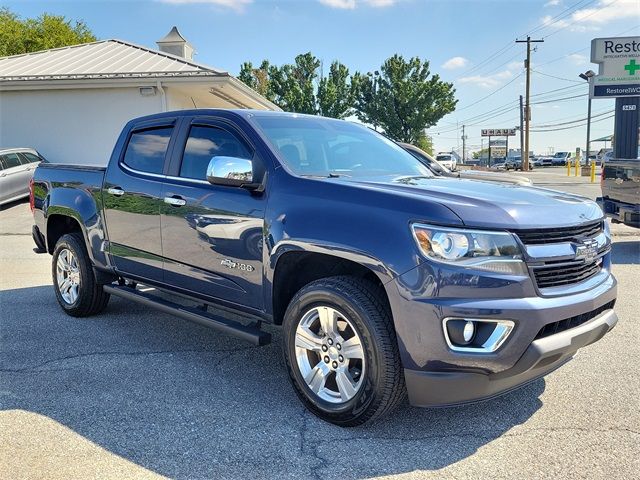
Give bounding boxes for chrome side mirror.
[206,156,253,187]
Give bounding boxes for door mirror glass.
[206,156,253,187]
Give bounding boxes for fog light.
[446,319,475,346]
[443,317,515,353]
[463,321,475,343]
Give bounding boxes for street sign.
[481,128,516,136]
[590,36,640,98]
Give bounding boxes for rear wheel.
[282,276,405,426]
[52,233,110,317]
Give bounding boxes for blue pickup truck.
[31,110,617,426]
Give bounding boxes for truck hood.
[340,175,603,229]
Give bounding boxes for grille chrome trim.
[514,220,603,245]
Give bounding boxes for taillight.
[29,178,35,212]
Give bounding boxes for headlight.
[411,223,526,275]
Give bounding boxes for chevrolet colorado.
[31,110,618,426]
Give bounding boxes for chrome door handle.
[107,187,125,197]
[164,196,186,207]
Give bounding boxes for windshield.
[252,115,433,178]
[553,152,568,158]
[436,155,452,161]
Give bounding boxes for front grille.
[514,221,603,245]
[535,300,615,339]
[532,258,603,288]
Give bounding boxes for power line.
[537,24,640,67]
[531,114,614,132]
[532,69,583,83]
[525,0,597,37]
[532,93,587,105]
[542,0,621,40]
[531,109,614,128]
[456,73,524,111]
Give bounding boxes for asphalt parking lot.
[1,169,639,479]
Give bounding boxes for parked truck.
[31,110,618,426]
[597,158,640,228]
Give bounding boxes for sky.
[5,0,640,155]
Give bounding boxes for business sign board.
[590,36,640,98]
[481,128,516,136]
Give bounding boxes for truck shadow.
[0,285,544,479]
[611,239,640,265]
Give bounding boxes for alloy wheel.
[294,306,366,404]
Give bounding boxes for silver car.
[0,148,44,206]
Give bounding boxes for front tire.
[52,233,110,317]
[282,276,405,426]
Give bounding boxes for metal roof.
[0,39,224,82]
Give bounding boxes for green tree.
[0,7,96,57]
[238,60,274,101]
[317,61,356,119]
[238,54,358,118]
[414,134,434,156]
[355,55,457,143]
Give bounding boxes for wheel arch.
[269,245,393,326]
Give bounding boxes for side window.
[122,127,173,175]
[180,125,252,180]
[18,152,42,164]
[2,153,22,169]
[0,157,5,171]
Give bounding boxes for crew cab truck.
[597,158,640,228]
[31,110,618,426]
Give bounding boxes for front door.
[102,119,177,282]
[160,118,266,310]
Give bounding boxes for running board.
[103,284,271,346]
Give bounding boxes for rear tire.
[282,276,405,427]
[52,233,110,317]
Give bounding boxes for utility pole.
[516,36,544,171]
[519,95,525,160]
[462,125,466,163]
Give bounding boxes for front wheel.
[52,232,110,317]
[282,276,405,426]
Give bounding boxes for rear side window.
[180,125,252,180]
[18,152,41,164]
[1,153,22,169]
[123,127,173,175]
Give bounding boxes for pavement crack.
[0,345,255,373]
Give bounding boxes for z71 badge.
[221,258,255,272]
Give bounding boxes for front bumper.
[405,308,617,407]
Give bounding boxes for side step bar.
[103,284,271,346]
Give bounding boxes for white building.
[0,27,279,165]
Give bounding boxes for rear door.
[103,118,178,282]
[160,116,267,309]
[0,153,30,201]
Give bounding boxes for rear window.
[18,152,41,164]
[436,155,452,161]
[122,127,173,174]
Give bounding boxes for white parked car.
[435,153,457,170]
[0,148,44,206]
